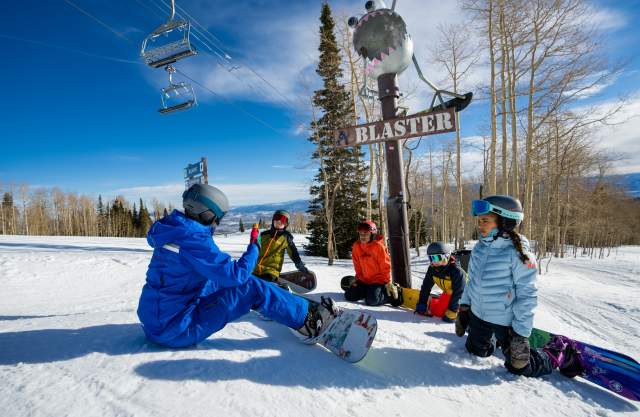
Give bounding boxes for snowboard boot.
[385,282,404,307]
[542,335,585,378]
[297,296,339,339]
[507,333,531,370]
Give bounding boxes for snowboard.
[298,296,377,363]
[529,328,640,402]
[400,288,451,317]
[279,270,317,293]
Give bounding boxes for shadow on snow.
[0,315,635,411]
[0,242,151,253]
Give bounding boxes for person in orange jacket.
[342,221,403,306]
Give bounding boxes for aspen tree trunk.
[429,146,436,241]
[499,1,509,195]
[488,0,498,194]
[508,29,519,199]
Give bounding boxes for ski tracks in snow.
[0,235,639,416]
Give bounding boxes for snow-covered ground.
[1,234,638,417]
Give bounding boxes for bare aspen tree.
[19,184,29,235]
[498,0,509,194]
[432,23,478,248]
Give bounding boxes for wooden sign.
[334,107,456,148]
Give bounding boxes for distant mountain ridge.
[217,199,309,233]
[609,173,640,198]
[227,199,309,215]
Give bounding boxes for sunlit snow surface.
[1,234,638,417]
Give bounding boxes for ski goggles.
[273,214,288,223]
[471,199,524,220]
[357,223,376,232]
[428,254,448,263]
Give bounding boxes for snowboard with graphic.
[529,328,640,401]
[298,296,377,363]
[279,270,317,293]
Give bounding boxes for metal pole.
[202,157,208,185]
[378,73,412,288]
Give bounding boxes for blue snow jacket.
[137,210,259,346]
[459,230,538,337]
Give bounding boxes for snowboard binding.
[298,296,339,339]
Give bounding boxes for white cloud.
[586,94,640,174]
[108,181,309,207]
[584,5,628,31]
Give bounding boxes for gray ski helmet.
[483,195,523,232]
[427,242,450,256]
[182,183,229,226]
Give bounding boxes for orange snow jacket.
[351,235,391,285]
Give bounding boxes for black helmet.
[427,242,450,256]
[182,183,229,226]
[272,210,290,227]
[472,195,523,232]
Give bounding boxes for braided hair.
[506,230,530,264]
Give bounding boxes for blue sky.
[2,0,640,207]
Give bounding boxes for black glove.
[298,265,309,274]
[455,304,470,337]
[508,330,531,370]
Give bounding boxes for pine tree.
[305,3,367,262]
[96,195,105,236]
[2,192,15,235]
[138,198,152,237]
[239,219,245,233]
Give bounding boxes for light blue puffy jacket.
[460,230,538,337]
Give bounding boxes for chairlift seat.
[141,19,197,68]
[158,100,195,114]
[158,81,197,114]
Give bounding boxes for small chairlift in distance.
[140,0,197,68]
[158,65,196,114]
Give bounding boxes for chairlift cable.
[158,0,232,58]
[155,0,300,112]
[62,0,136,45]
[175,68,283,135]
[147,0,231,61]
[0,33,141,64]
[60,0,285,129]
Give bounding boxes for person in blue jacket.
[136,183,331,348]
[455,195,582,378]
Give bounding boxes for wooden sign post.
[334,77,458,289]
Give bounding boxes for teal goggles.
[471,199,524,220]
[428,254,448,263]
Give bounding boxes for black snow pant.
[344,282,388,306]
[465,311,553,378]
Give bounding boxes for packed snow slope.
[1,234,639,417]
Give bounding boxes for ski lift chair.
[141,19,197,68]
[158,66,197,114]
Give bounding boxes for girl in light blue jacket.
[455,195,580,378]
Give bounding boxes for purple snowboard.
[530,328,640,401]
